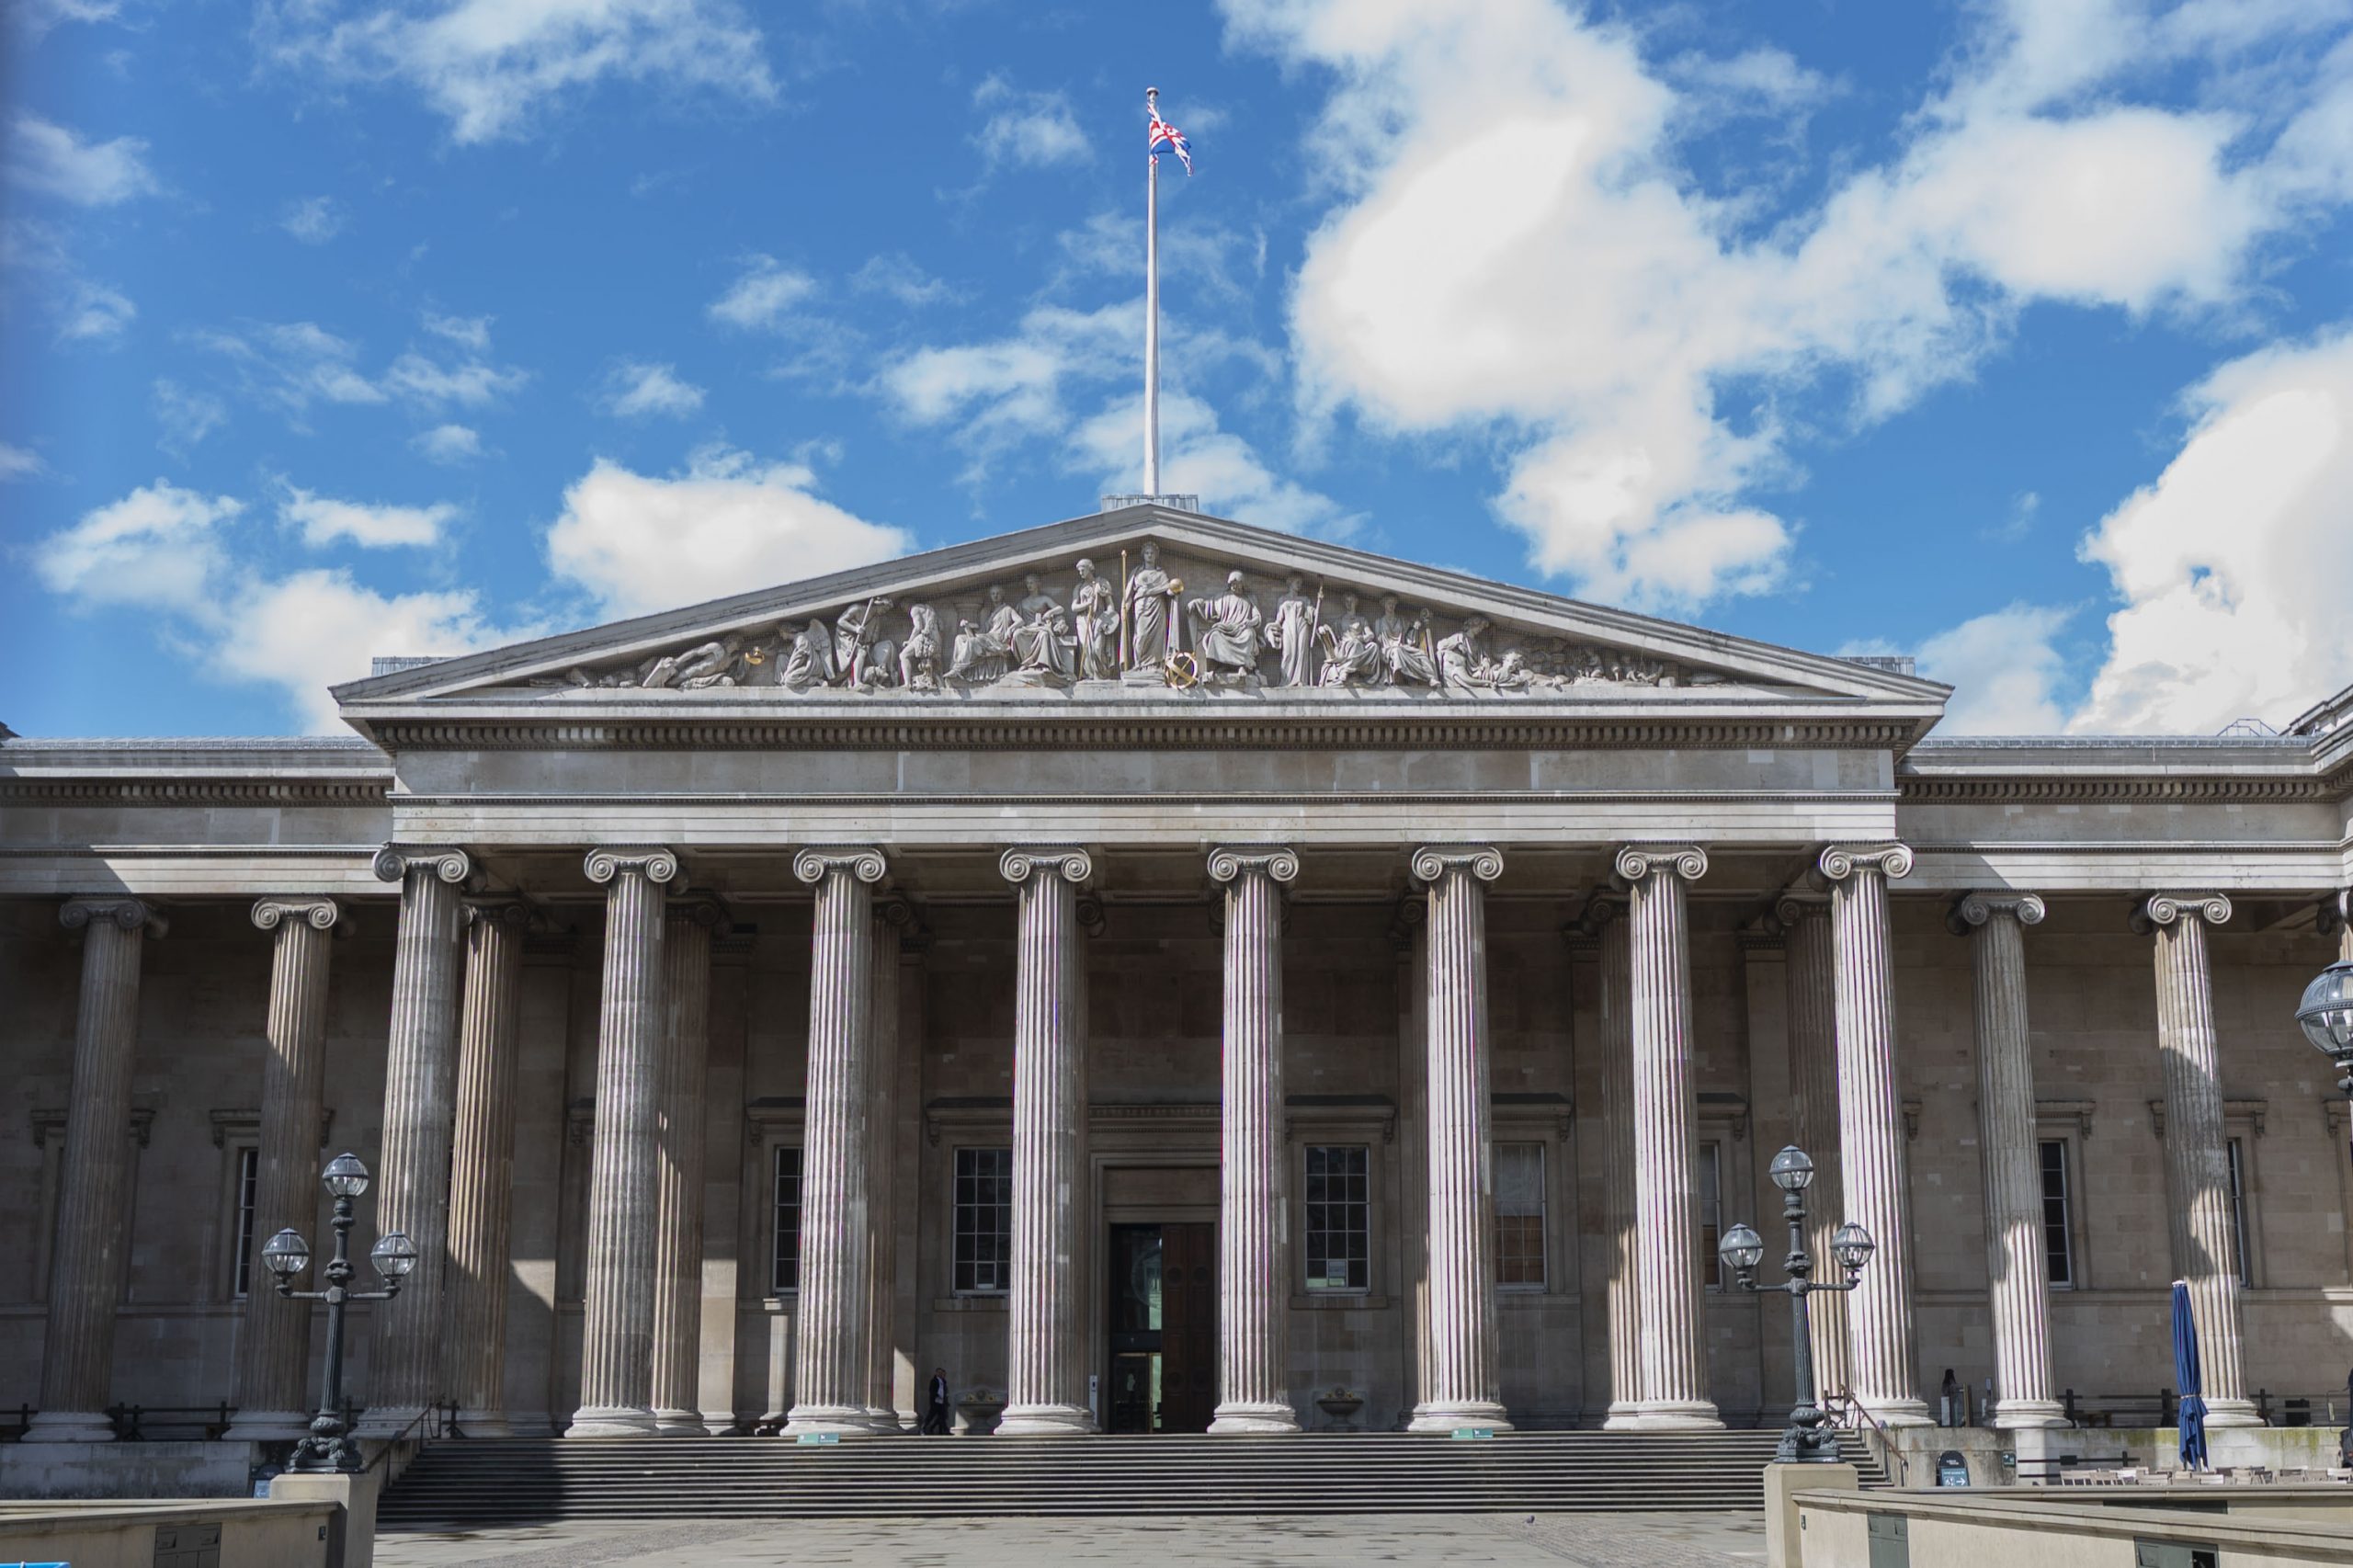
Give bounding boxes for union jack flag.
[1149,108,1193,175]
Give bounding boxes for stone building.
[4,503,2348,1445]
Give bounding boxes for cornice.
[0,778,391,805]
[1899,776,2333,804]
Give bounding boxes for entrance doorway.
[1107,1221,1216,1433]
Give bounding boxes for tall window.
[230,1146,260,1299]
[771,1145,803,1295]
[1495,1142,1545,1289]
[1304,1145,1370,1292]
[2038,1139,2075,1288]
[2225,1137,2251,1286]
[954,1147,1012,1294]
[1696,1142,1723,1290]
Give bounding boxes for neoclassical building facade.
[4,504,2349,1443]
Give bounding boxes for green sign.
[1450,1427,1495,1440]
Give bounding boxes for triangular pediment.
[333,504,1948,721]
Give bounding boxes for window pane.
[955,1147,1012,1294]
[1696,1142,1722,1290]
[1305,1144,1370,1292]
[1495,1143,1545,1288]
[2039,1139,2074,1289]
[232,1146,259,1300]
[773,1145,803,1295]
[2226,1138,2250,1287]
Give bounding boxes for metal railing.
[1821,1389,1908,1486]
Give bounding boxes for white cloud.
[59,277,135,343]
[545,444,910,619]
[852,253,962,308]
[972,74,1088,170]
[422,311,491,351]
[8,113,158,205]
[413,423,483,463]
[2071,326,2353,733]
[1914,603,2075,734]
[194,321,386,412]
[383,350,527,408]
[5,217,137,347]
[279,195,347,244]
[153,379,229,455]
[0,443,46,480]
[601,360,705,418]
[256,0,778,145]
[708,255,814,331]
[14,0,126,33]
[1071,392,1361,539]
[277,483,458,548]
[32,481,241,611]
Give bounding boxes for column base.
[859,1405,907,1434]
[1613,1401,1723,1431]
[453,1409,514,1438]
[1600,1401,1643,1432]
[1407,1401,1514,1433]
[22,1410,117,1443]
[784,1404,874,1437]
[353,1403,426,1439]
[1991,1399,2069,1430]
[653,1408,710,1437]
[567,1405,660,1437]
[1210,1402,1302,1435]
[995,1403,1096,1436]
[2202,1399,2265,1429]
[222,1409,315,1442]
[1857,1397,1935,1429]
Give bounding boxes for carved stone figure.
[1011,603,1078,683]
[1123,542,1178,670]
[1488,649,1533,690]
[949,585,1019,684]
[1374,595,1438,687]
[835,597,898,690]
[779,619,838,690]
[899,604,943,691]
[1436,616,1492,692]
[1317,594,1380,688]
[1188,571,1265,682]
[1069,559,1118,681]
[1267,575,1318,688]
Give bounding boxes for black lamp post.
[1719,1145,1876,1464]
[2298,959,2353,1162]
[262,1153,416,1472]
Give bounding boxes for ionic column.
[1615,846,1722,1431]
[444,899,531,1438]
[652,895,726,1435]
[362,846,472,1437]
[1775,892,1853,1406]
[1407,845,1511,1433]
[226,897,339,1441]
[2134,892,2259,1427]
[1577,892,1643,1430]
[785,847,885,1436]
[1209,846,1302,1434]
[1818,843,1929,1426]
[2336,890,2353,965]
[996,846,1096,1436]
[570,846,681,1437]
[28,897,165,1442]
[862,897,911,1430]
[1947,892,2064,1428]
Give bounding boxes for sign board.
[1936,1449,1971,1487]
[1449,1427,1495,1440]
[796,1432,842,1445]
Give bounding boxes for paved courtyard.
[375,1510,1768,1566]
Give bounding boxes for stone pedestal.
[444,899,530,1439]
[786,848,886,1437]
[28,897,165,1443]
[1208,846,1302,1435]
[1407,845,1511,1434]
[227,897,339,1442]
[997,846,1097,1436]
[361,846,472,1438]
[1764,1461,1858,1568]
[2135,892,2260,1429]
[1951,892,2066,1429]
[653,896,725,1436]
[1579,893,1643,1430]
[1819,844,1930,1427]
[1614,846,1722,1431]
[570,846,680,1437]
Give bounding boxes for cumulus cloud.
[2070,326,2353,733]
[412,423,483,463]
[545,444,910,619]
[972,74,1088,170]
[8,113,158,205]
[153,379,229,455]
[1913,603,2076,734]
[279,195,347,243]
[600,360,705,418]
[277,483,458,548]
[708,255,815,331]
[255,0,777,145]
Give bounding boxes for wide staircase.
[380,1429,1887,1526]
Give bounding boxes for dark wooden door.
[1159,1221,1217,1432]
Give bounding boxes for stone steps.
[379,1430,1887,1524]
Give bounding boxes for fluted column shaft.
[571,846,680,1437]
[1819,844,1929,1426]
[1952,893,2064,1428]
[228,898,340,1441]
[863,903,907,1428]
[1209,846,1301,1434]
[1408,845,1510,1432]
[363,846,471,1436]
[1777,895,1853,1406]
[997,846,1095,1435]
[2138,893,2259,1427]
[787,848,885,1434]
[1616,846,1722,1430]
[1580,896,1643,1428]
[651,898,722,1435]
[445,900,529,1437]
[29,898,165,1442]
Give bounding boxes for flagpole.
[1143,85,1162,498]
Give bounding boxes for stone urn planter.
[1314,1386,1365,1432]
[956,1390,1006,1436]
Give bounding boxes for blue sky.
[7,0,2353,737]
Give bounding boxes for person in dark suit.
[924,1368,950,1435]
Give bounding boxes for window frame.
[2037,1136,2076,1291]
[770,1142,804,1298]
[1492,1140,1548,1292]
[951,1145,1013,1298]
[1695,1138,1726,1292]
[1302,1142,1372,1296]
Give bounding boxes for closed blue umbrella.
[2172,1279,2208,1473]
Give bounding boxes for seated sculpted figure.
[948,585,1020,683]
[1374,595,1438,687]
[1317,594,1380,688]
[1188,571,1265,681]
[899,603,943,691]
[779,618,838,690]
[1436,616,1494,691]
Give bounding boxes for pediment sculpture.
[542,542,1697,697]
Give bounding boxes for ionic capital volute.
[1207,845,1300,887]
[665,891,734,936]
[1770,889,1830,931]
[462,896,540,934]
[252,895,341,934]
[2131,892,2232,935]
[373,844,476,888]
[1813,842,1913,885]
[585,845,683,887]
[61,896,167,939]
[998,846,1094,888]
[1572,887,1626,937]
[1611,843,1707,888]
[1947,891,2046,937]
[793,846,886,888]
[1410,844,1504,887]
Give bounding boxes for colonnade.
[24,845,2303,1439]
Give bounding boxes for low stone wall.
[0,1438,261,1499]
[1791,1487,2353,1568]
[1881,1422,2353,1485]
[0,1496,338,1568]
